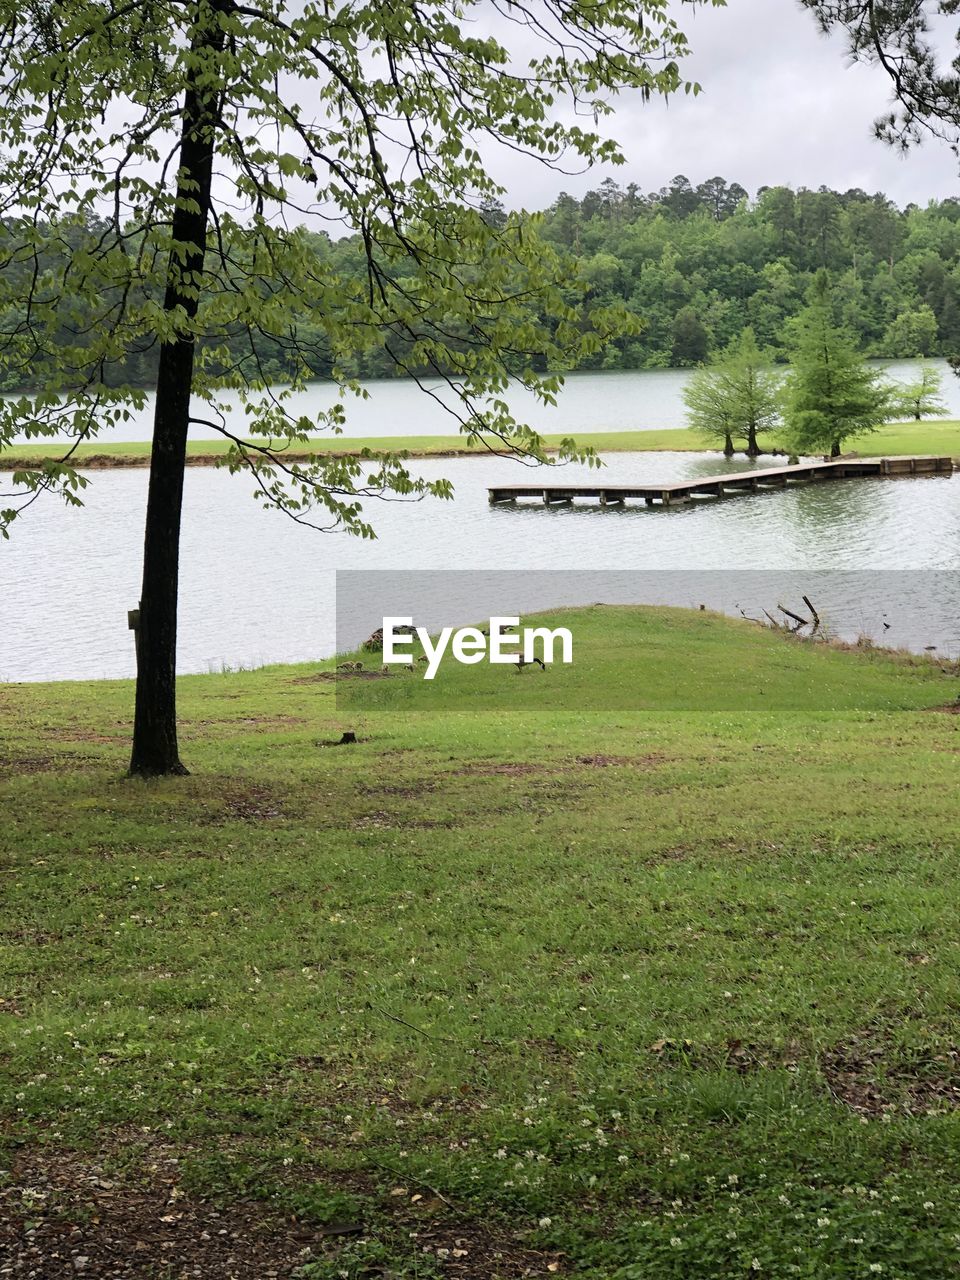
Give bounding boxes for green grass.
[2,418,959,467]
[3,607,960,1276]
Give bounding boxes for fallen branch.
[802,595,821,628]
[778,602,812,627]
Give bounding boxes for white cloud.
[484,0,959,210]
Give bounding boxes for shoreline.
[3,421,960,469]
[5,602,957,689]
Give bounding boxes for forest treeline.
[4,175,960,390]
[538,176,960,370]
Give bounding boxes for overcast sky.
[486,0,959,211]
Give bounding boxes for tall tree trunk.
[746,424,759,457]
[831,438,841,458]
[723,432,734,457]
[129,5,224,777]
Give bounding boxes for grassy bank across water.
[3,605,960,1277]
[2,419,960,468]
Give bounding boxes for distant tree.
[782,273,896,457]
[696,176,749,222]
[479,198,508,231]
[878,305,939,356]
[682,367,737,456]
[671,307,709,365]
[597,178,625,222]
[796,187,842,269]
[547,193,582,250]
[894,363,949,420]
[659,175,703,219]
[759,186,798,252]
[682,327,781,456]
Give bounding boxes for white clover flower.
[538,1217,552,1228]
[670,1237,682,1248]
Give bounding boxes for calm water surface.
[2,448,958,681]
[15,359,960,442]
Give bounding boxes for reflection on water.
[1,451,957,682]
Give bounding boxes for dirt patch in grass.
[820,1036,960,1116]
[0,754,57,777]
[197,783,288,824]
[0,1141,566,1279]
[0,1143,342,1279]
[923,701,960,715]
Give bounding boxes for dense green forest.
[537,176,960,370]
[3,176,960,390]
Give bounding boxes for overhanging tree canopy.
[0,0,717,775]
[800,1,960,153]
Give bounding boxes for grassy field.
[2,418,960,467]
[2,607,960,1277]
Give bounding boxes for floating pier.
[488,456,954,508]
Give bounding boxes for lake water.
[15,358,960,443]
[2,443,958,682]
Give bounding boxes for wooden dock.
[488,456,955,508]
